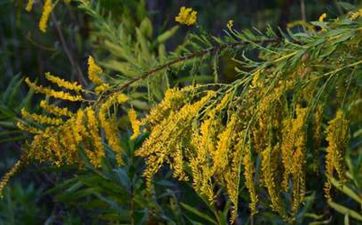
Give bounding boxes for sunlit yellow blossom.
[190,110,218,203]
[324,110,349,200]
[85,108,104,167]
[88,56,104,85]
[25,78,83,102]
[261,145,286,217]
[25,0,34,12]
[39,0,53,32]
[73,110,86,143]
[128,109,141,140]
[40,100,73,117]
[170,143,188,181]
[349,8,362,20]
[144,86,195,126]
[0,160,22,198]
[45,72,83,92]
[99,92,128,164]
[225,132,244,222]
[227,19,234,30]
[243,146,258,215]
[319,13,327,22]
[16,121,42,134]
[136,91,215,190]
[21,108,63,126]
[175,6,197,26]
[95,84,110,94]
[213,114,237,173]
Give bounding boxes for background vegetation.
[0,0,361,224]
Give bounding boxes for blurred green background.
[0,0,361,224]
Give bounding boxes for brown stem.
[51,12,86,86]
[107,38,279,96]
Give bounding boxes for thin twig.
[105,38,279,97]
[51,12,86,86]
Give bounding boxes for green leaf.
[140,17,153,38]
[157,26,179,43]
[330,177,362,205]
[180,203,217,225]
[328,200,362,221]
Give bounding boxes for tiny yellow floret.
[128,109,141,140]
[175,6,197,26]
[227,20,234,30]
[319,13,327,22]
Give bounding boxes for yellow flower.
[175,6,197,26]
[21,108,63,126]
[95,84,110,94]
[25,78,83,102]
[88,56,104,85]
[128,109,141,140]
[227,19,234,30]
[319,13,327,22]
[25,0,34,12]
[324,110,349,200]
[349,9,362,20]
[261,145,286,217]
[40,100,73,117]
[45,72,83,92]
[99,92,128,165]
[17,121,42,134]
[136,91,215,190]
[39,0,53,32]
[243,145,258,215]
[0,160,22,198]
[213,114,237,173]
[85,108,104,168]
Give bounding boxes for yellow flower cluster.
[25,78,83,102]
[88,56,103,85]
[281,106,308,213]
[227,19,234,30]
[144,86,194,126]
[136,90,215,189]
[45,72,83,92]
[137,69,347,222]
[19,91,129,168]
[99,93,129,164]
[175,6,197,26]
[349,8,362,20]
[0,160,22,198]
[21,108,63,125]
[319,13,327,22]
[88,56,110,93]
[128,109,141,140]
[324,110,349,200]
[17,121,42,134]
[17,67,132,169]
[25,0,34,12]
[40,100,73,117]
[213,114,237,173]
[39,0,53,32]
[261,146,286,218]
[243,146,258,215]
[85,107,104,167]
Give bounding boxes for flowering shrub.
[0,1,361,224]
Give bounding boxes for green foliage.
[0,182,46,225]
[0,1,361,225]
